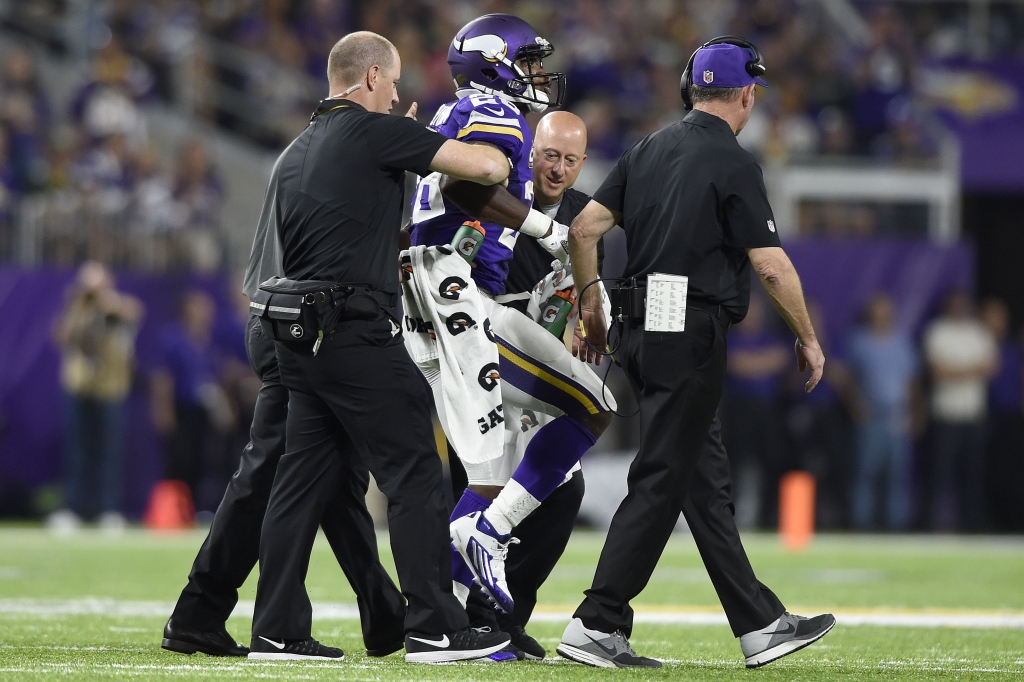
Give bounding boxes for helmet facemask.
[454,32,566,113]
[509,44,565,113]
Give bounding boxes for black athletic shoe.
[365,637,405,658]
[161,618,248,657]
[247,636,344,661]
[496,614,546,660]
[557,618,661,669]
[404,626,510,663]
[740,612,835,668]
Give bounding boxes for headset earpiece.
[679,35,765,111]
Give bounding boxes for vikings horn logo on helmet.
[448,14,566,113]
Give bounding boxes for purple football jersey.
[409,92,534,296]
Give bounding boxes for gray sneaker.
[740,611,835,668]
[556,618,661,669]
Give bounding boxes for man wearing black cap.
[557,39,835,669]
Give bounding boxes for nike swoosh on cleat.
[258,636,286,650]
[774,623,796,636]
[408,635,450,648]
[585,634,619,656]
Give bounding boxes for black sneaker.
[161,618,249,657]
[468,626,525,662]
[557,618,661,669]
[496,614,546,661]
[404,626,510,663]
[740,612,835,668]
[247,636,344,661]
[365,636,405,658]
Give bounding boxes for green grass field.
[1,527,1022,680]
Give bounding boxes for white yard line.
[1,599,1023,629]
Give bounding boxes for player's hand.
[795,338,825,393]
[536,220,570,264]
[404,102,418,120]
[575,304,607,366]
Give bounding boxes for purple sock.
[450,488,490,522]
[450,488,489,586]
[511,415,596,502]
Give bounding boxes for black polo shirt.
[275,99,447,295]
[593,109,780,322]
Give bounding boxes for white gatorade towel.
[401,245,503,464]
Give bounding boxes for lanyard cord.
[575,277,641,418]
[310,103,349,121]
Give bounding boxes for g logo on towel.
[289,324,303,339]
[446,312,476,335]
[483,318,496,343]
[439,276,468,300]
[520,409,539,433]
[477,363,501,391]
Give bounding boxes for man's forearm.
[440,177,529,229]
[752,249,816,345]
[569,226,601,309]
[569,201,617,309]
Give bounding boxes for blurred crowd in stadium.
[4,0,1024,249]
[1,0,1023,533]
[0,39,226,269]
[721,290,1022,533]
[103,0,1022,161]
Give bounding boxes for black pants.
[171,316,405,650]
[574,311,785,638]
[986,411,1024,531]
[165,402,210,503]
[928,420,987,531]
[722,395,788,528]
[450,451,585,627]
[253,315,467,639]
[505,471,585,625]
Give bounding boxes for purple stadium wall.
[0,239,973,518]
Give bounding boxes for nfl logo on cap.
[703,70,713,84]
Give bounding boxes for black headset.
[680,35,766,111]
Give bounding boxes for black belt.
[252,277,396,352]
[687,299,734,330]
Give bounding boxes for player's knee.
[577,410,613,439]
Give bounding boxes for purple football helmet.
[448,14,566,113]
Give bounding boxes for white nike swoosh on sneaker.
[408,635,450,648]
[259,636,286,650]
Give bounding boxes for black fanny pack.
[251,277,395,353]
[607,278,648,324]
[607,279,733,330]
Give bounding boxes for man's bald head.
[327,31,397,92]
[535,111,588,152]
[533,111,588,205]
